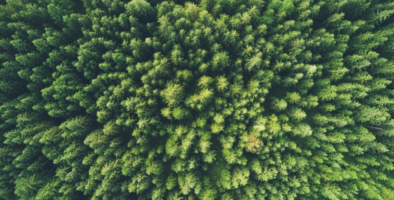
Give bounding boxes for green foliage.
[1,0,394,199]
[161,83,184,107]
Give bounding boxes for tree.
[1,0,394,199]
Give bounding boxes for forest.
[1,0,394,199]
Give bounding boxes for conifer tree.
[1,0,394,199]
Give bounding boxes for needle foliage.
[1,0,394,199]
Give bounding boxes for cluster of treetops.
[1,0,394,199]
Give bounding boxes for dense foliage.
[1,0,394,199]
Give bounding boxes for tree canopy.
[1,0,394,199]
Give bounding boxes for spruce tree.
[1,0,394,199]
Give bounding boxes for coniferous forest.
[1,0,394,199]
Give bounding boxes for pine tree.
[1,0,394,199]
